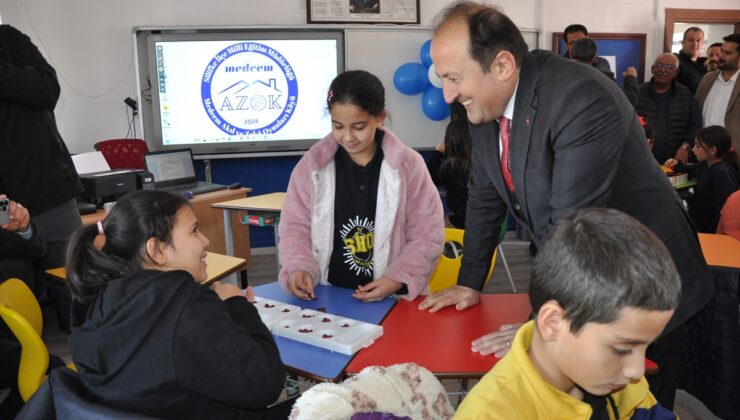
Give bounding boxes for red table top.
[346,294,532,379]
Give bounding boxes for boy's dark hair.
[697,125,739,172]
[708,42,723,50]
[66,190,188,304]
[724,34,740,53]
[327,70,385,117]
[434,1,527,70]
[563,24,588,42]
[571,37,597,63]
[530,208,681,333]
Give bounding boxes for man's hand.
[471,322,524,358]
[0,195,30,232]
[674,144,690,164]
[623,66,637,78]
[288,270,315,300]
[210,281,247,301]
[352,277,402,302]
[418,285,480,313]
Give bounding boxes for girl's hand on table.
[352,277,402,302]
[288,270,315,300]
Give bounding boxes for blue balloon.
[393,62,430,95]
[420,39,433,67]
[421,86,449,121]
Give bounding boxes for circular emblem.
[201,42,298,136]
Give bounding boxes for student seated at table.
[66,190,291,419]
[455,208,680,419]
[426,101,472,229]
[665,125,740,233]
[278,70,444,303]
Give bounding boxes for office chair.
[0,278,75,401]
[93,139,149,170]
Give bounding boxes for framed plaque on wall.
[307,0,420,24]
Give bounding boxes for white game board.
[253,296,384,355]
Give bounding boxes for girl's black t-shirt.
[327,131,384,289]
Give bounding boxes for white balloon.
[428,64,443,88]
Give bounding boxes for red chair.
[93,139,149,170]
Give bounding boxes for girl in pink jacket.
[278,70,444,302]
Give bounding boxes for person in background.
[426,101,472,229]
[570,37,639,106]
[0,25,83,330]
[278,70,444,302]
[420,1,712,409]
[665,125,739,233]
[696,34,740,153]
[675,26,707,94]
[66,190,291,419]
[562,24,611,73]
[636,53,702,164]
[705,42,723,72]
[455,208,679,419]
[716,190,740,240]
[0,25,82,270]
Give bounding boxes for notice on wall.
[307,0,419,24]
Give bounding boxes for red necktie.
[499,116,515,192]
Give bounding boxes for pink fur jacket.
[278,128,444,300]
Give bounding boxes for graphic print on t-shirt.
[339,216,375,276]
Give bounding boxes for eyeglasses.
[654,63,677,70]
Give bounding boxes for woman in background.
[66,190,290,419]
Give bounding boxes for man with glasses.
[636,53,702,164]
[676,27,707,94]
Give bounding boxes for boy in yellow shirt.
[455,208,678,419]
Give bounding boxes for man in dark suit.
[419,1,713,409]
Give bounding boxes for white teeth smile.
[461,99,472,106]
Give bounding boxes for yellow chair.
[0,278,74,401]
[429,219,517,293]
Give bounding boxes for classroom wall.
[1,0,737,153]
[1,0,738,246]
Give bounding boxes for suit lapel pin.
[524,115,532,127]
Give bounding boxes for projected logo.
[201,42,298,136]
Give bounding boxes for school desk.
[697,233,740,269]
[252,281,395,382]
[45,252,247,286]
[212,192,285,270]
[346,294,532,379]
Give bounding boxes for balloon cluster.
[393,39,449,121]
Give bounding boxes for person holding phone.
[1,194,47,418]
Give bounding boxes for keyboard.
[159,182,227,196]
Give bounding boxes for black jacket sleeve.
[0,25,60,110]
[622,75,639,107]
[172,289,285,409]
[0,222,47,260]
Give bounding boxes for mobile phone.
[0,198,9,225]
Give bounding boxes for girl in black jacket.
[66,190,291,419]
[666,126,740,233]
